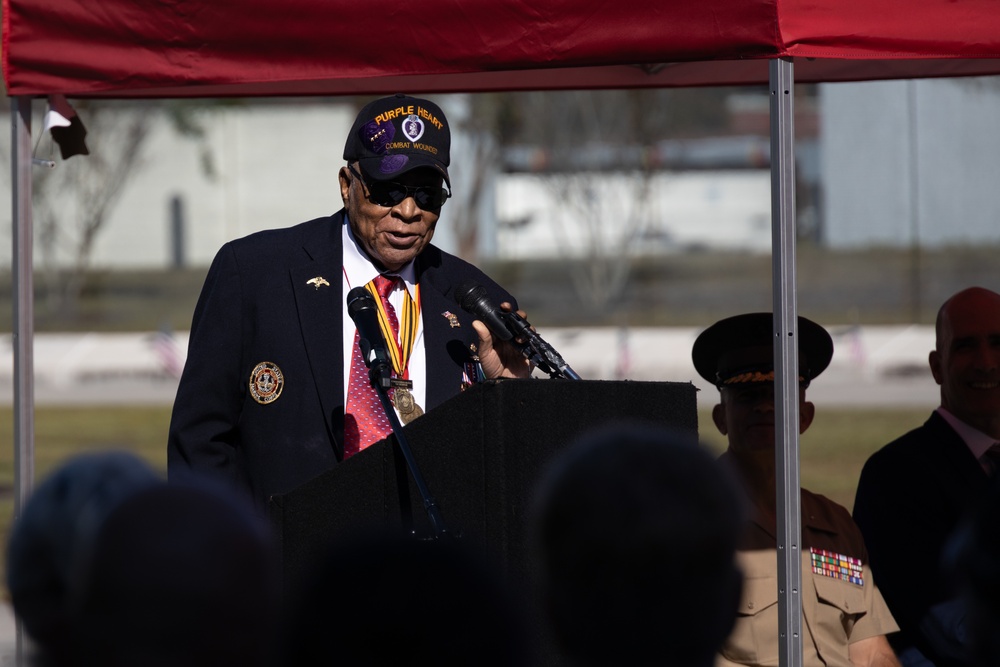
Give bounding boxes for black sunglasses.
[348,164,451,209]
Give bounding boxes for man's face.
[930,288,1000,436]
[340,165,442,272]
[712,383,814,455]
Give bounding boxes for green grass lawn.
[0,406,171,484]
[698,407,929,509]
[0,405,929,594]
[0,406,172,597]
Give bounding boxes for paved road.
[0,325,938,408]
[544,324,938,409]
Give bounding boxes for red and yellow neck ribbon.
[365,279,420,380]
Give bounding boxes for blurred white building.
[494,170,771,259]
[3,78,998,271]
[0,97,775,270]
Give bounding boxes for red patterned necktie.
[343,275,400,459]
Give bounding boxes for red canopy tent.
[4,2,1000,665]
[4,0,1000,96]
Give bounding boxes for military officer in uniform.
[692,313,900,667]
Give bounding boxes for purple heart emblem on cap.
[402,115,425,142]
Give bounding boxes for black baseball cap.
[343,94,451,186]
[691,313,833,389]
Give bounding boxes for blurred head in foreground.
[8,452,278,667]
[73,482,279,667]
[6,451,161,662]
[946,478,1000,665]
[533,422,746,667]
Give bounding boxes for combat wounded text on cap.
[343,93,451,186]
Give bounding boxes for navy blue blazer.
[167,212,515,509]
[853,411,992,665]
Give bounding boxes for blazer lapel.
[290,217,345,453]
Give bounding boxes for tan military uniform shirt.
[716,489,898,667]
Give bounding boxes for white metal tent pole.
[11,95,36,667]
[769,58,803,667]
[12,96,35,514]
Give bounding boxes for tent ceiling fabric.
[3,0,1000,98]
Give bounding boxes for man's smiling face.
[930,287,1000,438]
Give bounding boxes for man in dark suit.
[853,286,1000,666]
[167,94,529,510]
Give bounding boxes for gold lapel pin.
[306,276,330,290]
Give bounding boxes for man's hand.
[473,302,533,379]
[848,634,901,667]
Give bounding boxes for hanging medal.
[366,280,424,424]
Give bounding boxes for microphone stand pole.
[366,358,450,539]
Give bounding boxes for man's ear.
[799,400,816,434]
[339,166,352,206]
[929,350,944,386]
[712,403,727,436]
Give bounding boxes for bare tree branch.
[32,102,154,315]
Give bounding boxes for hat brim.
[691,313,833,387]
[357,154,450,187]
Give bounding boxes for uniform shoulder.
[801,488,868,557]
[802,487,854,526]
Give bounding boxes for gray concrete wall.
[820,78,1000,248]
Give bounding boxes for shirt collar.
[936,407,997,460]
[342,216,417,300]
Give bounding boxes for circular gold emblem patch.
[249,361,284,404]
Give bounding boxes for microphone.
[454,281,581,380]
[346,286,393,388]
[455,282,513,341]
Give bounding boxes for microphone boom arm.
[501,311,582,380]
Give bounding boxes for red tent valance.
[4,0,1000,98]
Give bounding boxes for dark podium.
[269,378,697,590]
